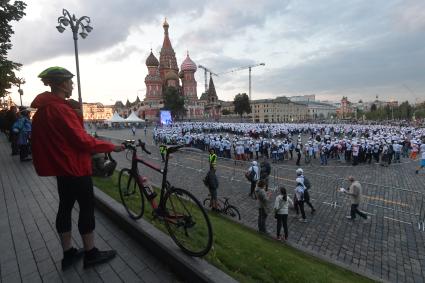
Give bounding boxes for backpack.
[245,167,256,182]
[203,174,209,187]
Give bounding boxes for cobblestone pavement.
[0,136,180,283]
[99,128,425,283]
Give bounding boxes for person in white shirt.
[274,187,289,241]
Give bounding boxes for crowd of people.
[0,105,32,161]
[153,121,425,171]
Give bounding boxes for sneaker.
[298,218,308,223]
[275,236,282,241]
[61,247,84,270]
[83,248,116,269]
[345,216,354,220]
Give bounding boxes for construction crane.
[218,63,265,100]
[198,65,217,94]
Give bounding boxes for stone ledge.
[93,186,237,283]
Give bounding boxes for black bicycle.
[118,140,213,257]
[203,196,241,220]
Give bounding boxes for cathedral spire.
[163,17,169,35]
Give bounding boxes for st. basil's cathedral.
[140,19,221,121]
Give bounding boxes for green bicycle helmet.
[38,66,74,85]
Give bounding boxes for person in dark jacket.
[5,106,18,155]
[12,108,32,161]
[206,167,219,210]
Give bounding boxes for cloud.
[9,0,207,64]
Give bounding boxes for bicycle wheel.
[164,188,213,257]
[203,198,211,208]
[225,205,241,220]
[118,168,145,219]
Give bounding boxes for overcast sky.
[8,0,425,106]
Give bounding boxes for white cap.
[296,168,303,175]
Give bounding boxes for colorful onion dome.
[146,51,159,67]
[181,52,197,72]
[165,71,179,81]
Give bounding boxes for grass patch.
[94,172,375,283]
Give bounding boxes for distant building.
[288,94,316,103]
[82,103,113,121]
[297,101,337,119]
[251,97,308,123]
[336,96,354,118]
[200,77,221,120]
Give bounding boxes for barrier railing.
[98,135,425,231]
[172,150,425,231]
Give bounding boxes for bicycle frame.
[128,142,183,211]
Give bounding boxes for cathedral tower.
[159,18,179,87]
[180,51,198,102]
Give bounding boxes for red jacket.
[31,92,115,176]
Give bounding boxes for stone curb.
[93,186,238,283]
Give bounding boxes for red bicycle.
[118,140,213,257]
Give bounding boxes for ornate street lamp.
[56,9,93,107]
[14,77,25,106]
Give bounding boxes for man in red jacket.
[31,67,124,270]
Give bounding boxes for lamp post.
[56,9,93,107]
[15,77,25,106]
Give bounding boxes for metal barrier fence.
[172,150,425,231]
[96,134,425,232]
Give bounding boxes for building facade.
[251,97,308,123]
[298,101,337,119]
[82,103,114,121]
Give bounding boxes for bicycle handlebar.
[122,139,151,155]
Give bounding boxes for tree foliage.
[0,0,27,98]
[365,101,415,120]
[162,86,186,119]
[233,93,251,117]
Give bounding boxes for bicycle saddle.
[166,144,185,154]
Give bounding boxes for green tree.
[370,104,377,112]
[0,0,27,98]
[163,86,186,119]
[222,109,231,115]
[233,93,251,119]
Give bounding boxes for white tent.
[107,111,126,122]
[125,111,145,123]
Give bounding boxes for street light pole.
[56,9,93,107]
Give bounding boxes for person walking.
[247,160,260,199]
[255,180,271,234]
[31,67,124,270]
[296,168,315,214]
[274,186,289,241]
[342,176,368,222]
[295,177,307,222]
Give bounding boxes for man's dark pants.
[258,208,267,233]
[350,204,367,219]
